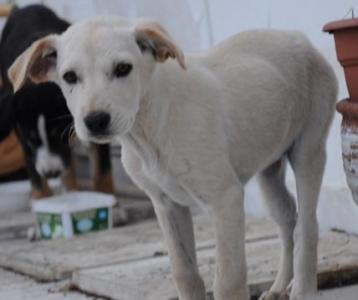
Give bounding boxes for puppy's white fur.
[35,114,64,177]
[9,17,337,300]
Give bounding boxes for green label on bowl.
[37,213,63,239]
[71,207,109,235]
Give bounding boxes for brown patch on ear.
[135,21,186,70]
[28,41,57,83]
[8,35,57,92]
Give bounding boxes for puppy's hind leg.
[258,158,297,300]
[288,143,326,300]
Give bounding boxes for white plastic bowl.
[32,191,117,239]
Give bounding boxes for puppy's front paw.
[259,290,289,300]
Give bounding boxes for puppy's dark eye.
[113,63,132,78]
[63,71,78,84]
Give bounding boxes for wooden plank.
[73,231,358,300]
[0,268,96,300]
[0,211,34,239]
[0,215,276,281]
[311,285,358,300]
[0,211,34,233]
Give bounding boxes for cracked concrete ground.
[0,267,104,300]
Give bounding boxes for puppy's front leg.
[211,184,249,300]
[89,143,114,194]
[27,164,52,199]
[152,194,206,300]
[122,147,205,299]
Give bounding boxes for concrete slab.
[73,231,358,300]
[0,211,34,239]
[311,285,358,300]
[0,215,276,281]
[0,268,99,300]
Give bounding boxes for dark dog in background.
[0,5,114,198]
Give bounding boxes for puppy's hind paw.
[259,291,290,300]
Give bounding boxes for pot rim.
[323,18,358,33]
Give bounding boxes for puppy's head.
[8,17,185,144]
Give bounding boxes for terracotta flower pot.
[324,18,358,204]
[324,18,358,101]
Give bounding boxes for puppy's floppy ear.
[8,35,58,93]
[135,20,186,70]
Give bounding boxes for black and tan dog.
[0,5,114,198]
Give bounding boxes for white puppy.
[9,17,337,300]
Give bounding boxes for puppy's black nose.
[84,111,111,135]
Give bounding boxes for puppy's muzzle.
[84,111,111,136]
